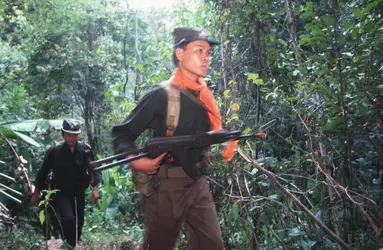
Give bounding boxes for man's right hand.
[30,190,41,206]
[129,153,167,174]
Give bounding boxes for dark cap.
[173,27,219,48]
[61,119,82,134]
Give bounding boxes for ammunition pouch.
[195,151,213,169]
[132,170,160,197]
[132,151,212,195]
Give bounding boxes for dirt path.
[47,239,87,249]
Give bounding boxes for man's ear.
[175,48,184,62]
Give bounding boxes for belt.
[157,165,189,178]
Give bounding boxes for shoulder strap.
[178,87,222,123]
[160,81,181,136]
[160,80,222,134]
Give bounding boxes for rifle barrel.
[225,133,264,141]
[90,148,145,167]
[93,152,150,172]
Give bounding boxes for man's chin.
[200,69,208,76]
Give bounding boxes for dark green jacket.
[35,142,99,194]
[111,85,211,179]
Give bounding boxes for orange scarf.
[169,69,238,162]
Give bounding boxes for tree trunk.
[319,142,342,237]
[285,0,306,63]
[123,17,130,96]
[134,12,142,102]
[84,87,95,151]
[83,20,96,151]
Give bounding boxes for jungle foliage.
[0,0,382,249]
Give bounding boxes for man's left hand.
[91,187,99,203]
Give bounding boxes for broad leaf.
[13,131,40,147]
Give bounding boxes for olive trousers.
[139,169,224,250]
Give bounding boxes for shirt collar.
[62,141,80,153]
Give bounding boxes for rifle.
[91,130,265,172]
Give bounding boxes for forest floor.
[46,237,136,249]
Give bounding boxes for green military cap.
[173,27,219,48]
[61,119,82,134]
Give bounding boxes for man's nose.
[202,55,210,62]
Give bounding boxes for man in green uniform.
[31,119,100,249]
[111,27,225,250]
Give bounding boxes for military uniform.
[34,119,100,248]
[112,28,224,250]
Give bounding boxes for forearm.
[33,187,40,195]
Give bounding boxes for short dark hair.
[172,42,188,67]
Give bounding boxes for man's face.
[62,133,80,147]
[176,40,212,80]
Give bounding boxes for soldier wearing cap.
[112,27,224,249]
[31,119,100,248]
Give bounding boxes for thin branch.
[269,225,288,250]
[297,113,383,245]
[237,146,350,249]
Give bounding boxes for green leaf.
[228,80,237,85]
[247,73,259,82]
[278,39,287,46]
[288,227,303,237]
[248,73,264,85]
[13,131,40,147]
[299,34,312,45]
[300,11,313,20]
[286,96,299,102]
[352,8,363,18]
[38,200,46,207]
[300,240,316,249]
[231,202,239,220]
[229,113,238,120]
[223,90,231,98]
[254,79,264,85]
[242,127,252,134]
[39,210,45,225]
[306,1,313,10]
[322,117,346,132]
[321,15,336,25]
[260,87,271,92]
[292,70,300,76]
[364,1,380,13]
[268,194,279,200]
[4,120,63,132]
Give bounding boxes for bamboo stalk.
[0,201,9,211]
[0,183,23,196]
[0,190,22,204]
[0,172,16,182]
